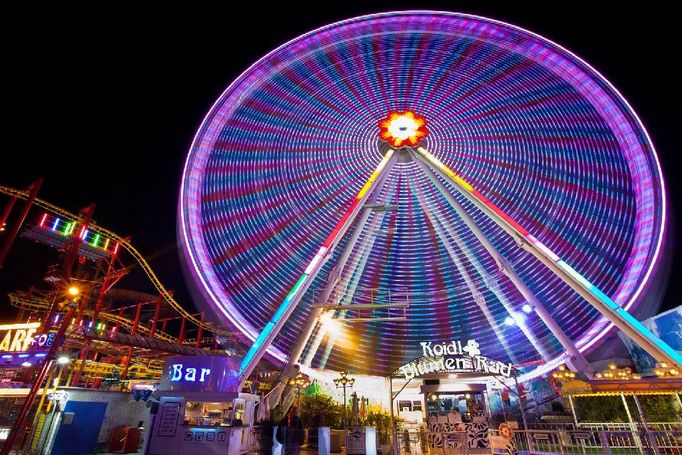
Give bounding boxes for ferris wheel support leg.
[413,145,681,370]
[238,150,398,385]
[410,174,520,363]
[413,157,556,363]
[316,210,388,368]
[298,161,396,369]
[287,206,375,369]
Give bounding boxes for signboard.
[398,339,513,379]
[0,323,41,352]
[158,402,181,437]
[159,356,240,393]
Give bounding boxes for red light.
[379,111,428,147]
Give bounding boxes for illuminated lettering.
[169,363,212,383]
[170,364,183,381]
[404,339,513,378]
[0,323,41,353]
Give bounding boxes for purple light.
[179,12,667,378]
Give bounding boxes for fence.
[395,428,682,454]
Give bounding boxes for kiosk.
[147,356,258,455]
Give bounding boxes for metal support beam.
[409,171,520,362]
[416,146,676,371]
[238,150,397,385]
[0,178,43,268]
[413,154,565,364]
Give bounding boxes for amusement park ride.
[177,11,682,394]
[0,183,240,386]
[1,9,682,455]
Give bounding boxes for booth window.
[184,401,234,427]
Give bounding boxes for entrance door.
[51,401,108,455]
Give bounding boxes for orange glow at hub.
[379,111,428,147]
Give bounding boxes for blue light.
[169,363,211,383]
[240,321,276,375]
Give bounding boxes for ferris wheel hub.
[379,110,428,147]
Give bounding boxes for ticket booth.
[147,356,258,455]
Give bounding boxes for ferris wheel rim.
[178,11,667,374]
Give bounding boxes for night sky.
[1,3,680,323]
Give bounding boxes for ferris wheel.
[178,12,679,381]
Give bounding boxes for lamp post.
[288,372,309,419]
[1,286,80,455]
[333,371,355,430]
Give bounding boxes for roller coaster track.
[0,184,224,336]
[8,292,215,347]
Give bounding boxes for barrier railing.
[394,428,682,454]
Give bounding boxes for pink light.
[39,213,48,228]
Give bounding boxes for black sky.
[1,3,680,320]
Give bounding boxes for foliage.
[575,396,627,423]
[365,410,400,444]
[638,395,682,422]
[300,393,344,428]
[574,394,682,423]
[297,391,401,439]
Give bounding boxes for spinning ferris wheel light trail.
[179,12,678,384]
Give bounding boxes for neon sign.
[399,339,513,380]
[0,323,41,352]
[169,364,211,383]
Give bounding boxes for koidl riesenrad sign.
[399,340,513,380]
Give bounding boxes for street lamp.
[288,372,309,419]
[1,286,80,455]
[333,371,355,429]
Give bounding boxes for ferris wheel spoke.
[239,149,398,382]
[409,173,522,363]
[316,208,390,368]
[413,155,566,364]
[413,145,682,369]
